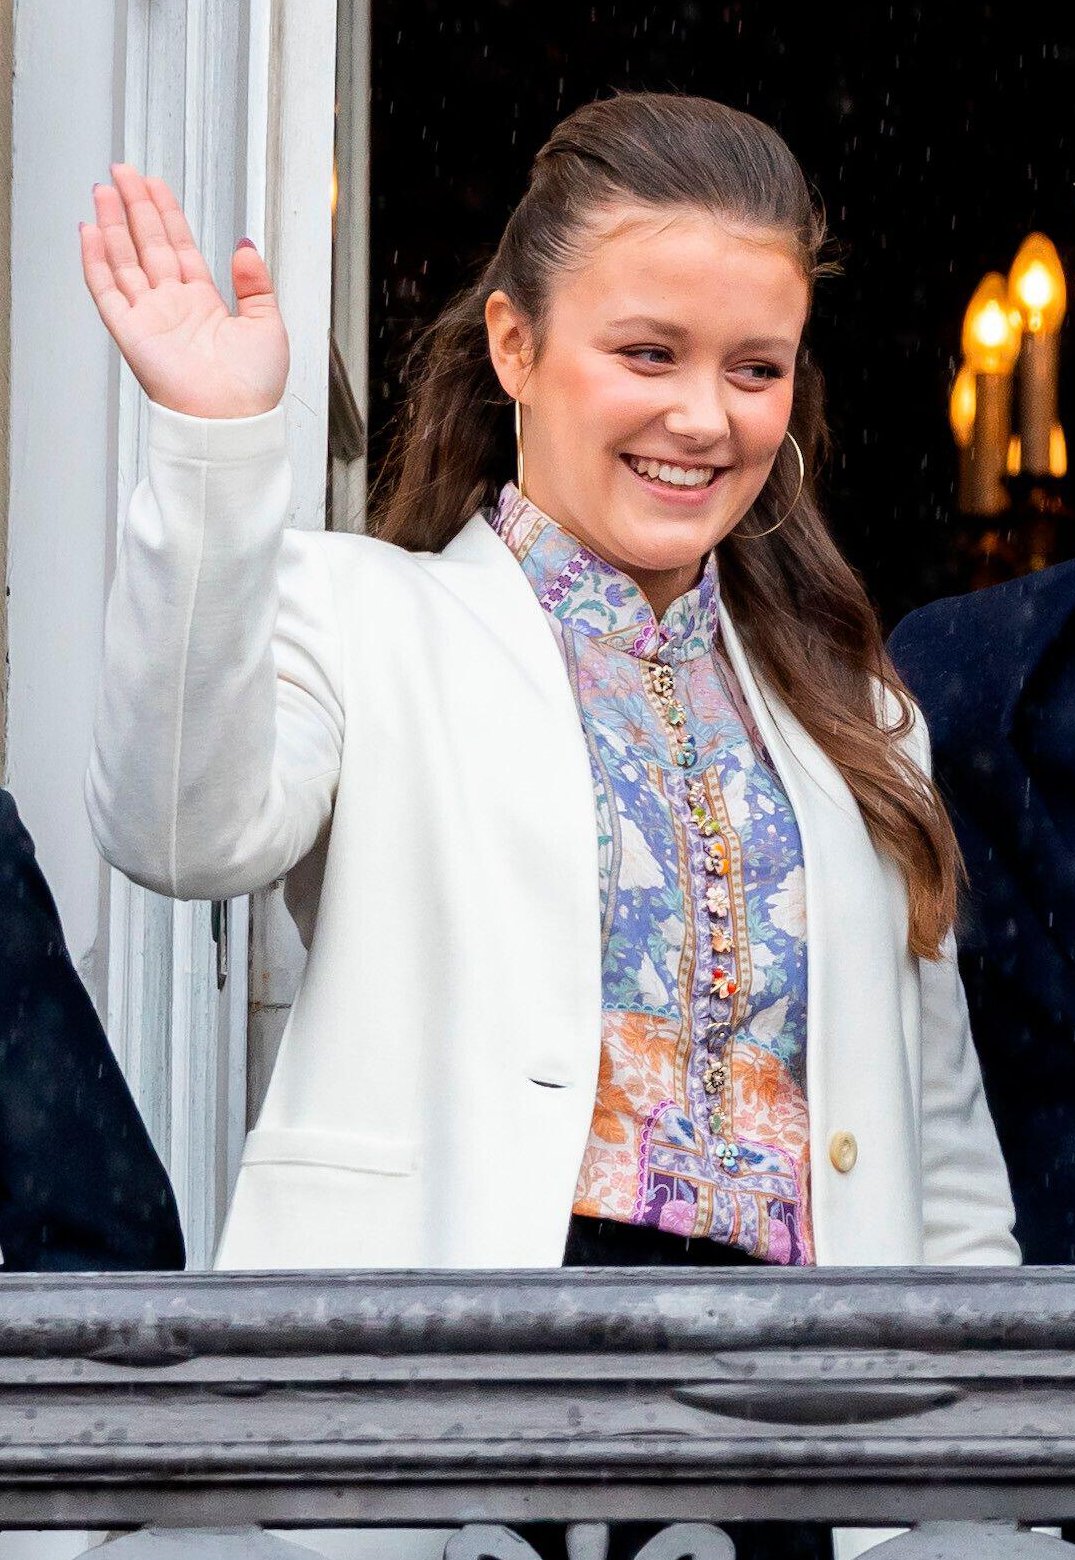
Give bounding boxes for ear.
[485,290,536,403]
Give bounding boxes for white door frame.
[109,0,339,1267]
[8,0,344,1270]
[246,0,345,1126]
[106,0,261,1269]
[7,0,119,990]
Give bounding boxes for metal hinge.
[210,899,229,990]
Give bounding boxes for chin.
[608,548,709,590]
[620,518,727,568]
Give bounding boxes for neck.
[505,481,707,620]
[628,560,707,621]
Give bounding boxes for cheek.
[740,385,796,459]
[546,355,660,449]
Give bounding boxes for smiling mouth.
[623,454,724,489]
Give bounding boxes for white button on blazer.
[86,402,1019,1274]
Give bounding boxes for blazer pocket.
[243,1126,418,1177]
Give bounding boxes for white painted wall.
[7,0,119,998]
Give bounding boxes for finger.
[79,222,132,339]
[110,163,181,287]
[231,242,281,320]
[145,176,213,286]
[93,183,150,304]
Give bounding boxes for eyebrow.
[607,316,690,340]
[606,317,797,353]
[736,334,799,354]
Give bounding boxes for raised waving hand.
[80,165,289,419]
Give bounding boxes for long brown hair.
[372,92,959,959]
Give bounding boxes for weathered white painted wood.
[244,0,293,1132]
[0,3,11,785]
[4,10,123,1554]
[107,0,177,1172]
[107,0,256,1269]
[6,0,118,996]
[247,879,307,1127]
[11,0,344,1264]
[330,0,370,534]
[106,873,174,1159]
[246,0,272,251]
[223,894,252,1197]
[264,0,337,534]
[246,0,341,1129]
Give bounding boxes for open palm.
[80,164,289,419]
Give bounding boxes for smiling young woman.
[484,207,806,616]
[374,97,962,968]
[81,93,1017,1294]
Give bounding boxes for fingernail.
[237,237,256,250]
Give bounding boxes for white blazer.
[86,402,1019,1272]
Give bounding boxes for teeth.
[628,456,716,488]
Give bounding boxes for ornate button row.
[651,664,697,768]
[647,659,741,1174]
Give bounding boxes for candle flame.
[1020,262,1054,313]
[1007,435,1022,477]
[975,302,1011,350]
[962,273,1023,373]
[949,364,976,448]
[1009,234,1066,334]
[1051,423,1068,479]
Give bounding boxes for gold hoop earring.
[514,400,526,500]
[739,431,805,539]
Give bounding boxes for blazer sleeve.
[0,790,184,1270]
[900,705,1020,1265]
[86,403,345,901]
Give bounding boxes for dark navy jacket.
[0,789,184,1270]
[890,560,1075,1264]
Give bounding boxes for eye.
[619,345,676,368]
[733,362,786,385]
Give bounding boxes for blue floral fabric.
[489,483,813,1265]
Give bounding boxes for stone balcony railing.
[3,1268,1075,1559]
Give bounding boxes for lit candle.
[948,363,976,512]
[1009,234,1067,477]
[961,273,1024,515]
[1050,423,1068,478]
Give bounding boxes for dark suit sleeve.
[0,790,184,1270]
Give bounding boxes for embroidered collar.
[487,482,719,664]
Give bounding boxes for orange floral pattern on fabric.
[574,1011,680,1220]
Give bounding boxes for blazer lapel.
[440,514,604,1088]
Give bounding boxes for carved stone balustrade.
[0,1267,1073,1534]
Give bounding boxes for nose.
[663,372,731,447]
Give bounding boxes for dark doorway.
[367,0,1074,628]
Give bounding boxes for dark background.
[365,0,1075,629]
